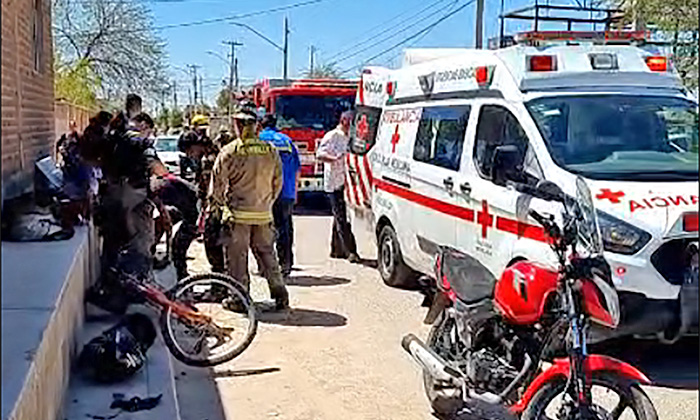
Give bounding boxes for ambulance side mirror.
[490,145,521,186]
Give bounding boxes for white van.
[346,31,699,341]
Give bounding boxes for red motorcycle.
[402,178,658,419]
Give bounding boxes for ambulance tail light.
[475,66,489,86]
[386,81,395,96]
[645,56,668,72]
[683,213,698,232]
[527,55,557,72]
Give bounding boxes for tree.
[615,0,698,91]
[303,63,343,79]
[54,55,100,108]
[156,107,171,130]
[52,0,169,102]
[216,87,235,113]
[170,108,184,128]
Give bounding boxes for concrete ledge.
[1,224,99,420]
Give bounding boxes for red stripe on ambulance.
[374,179,549,243]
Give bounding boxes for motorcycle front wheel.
[521,373,658,420]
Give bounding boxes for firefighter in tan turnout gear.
[208,107,290,310]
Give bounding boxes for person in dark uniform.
[179,133,225,273]
[99,108,168,276]
[151,173,199,279]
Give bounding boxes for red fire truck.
[252,78,358,192]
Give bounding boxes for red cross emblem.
[596,188,625,204]
[391,125,400,153]
[356,115,369,141]
[476,200,494,239]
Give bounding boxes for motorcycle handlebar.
[529,209,550,227]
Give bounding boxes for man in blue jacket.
[259,114,300,277]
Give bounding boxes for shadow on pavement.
[294,194,331,216]
[258,308,348,327]
[211,367,281,378]
[286,274,351,287]
[593,337,699,390]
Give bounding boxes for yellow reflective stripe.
[231,210,272,219]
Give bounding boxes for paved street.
[175,211,699,420]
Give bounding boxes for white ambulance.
[346,31,698,341]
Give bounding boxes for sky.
[147,0,601,106]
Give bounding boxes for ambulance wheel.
[378,225,419,289]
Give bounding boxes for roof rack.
[501,4,625,31]
[514,30,650,46]
[493,3,627,48]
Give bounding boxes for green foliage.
[170,108,184,128]
[54,57,100,108]
[156,108,171,129]
[53,0,169,104]
[303,63,343,79]
[216,87,235,113]
[616,0,698,91]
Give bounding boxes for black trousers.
[156,179,199,277]
[328,187,357,258]
[273,198,295,275]
[204,213,226,273]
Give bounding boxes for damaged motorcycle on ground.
[403,177,658,419]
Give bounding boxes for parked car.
[154,135,183,175]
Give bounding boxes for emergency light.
[645,56,668,72]
[683,213,698,232]
[589,53,618,70]
[527,55,557,72]
[475,66,490,86]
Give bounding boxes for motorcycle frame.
[427,225,652,416]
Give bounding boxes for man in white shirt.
[316,111,360,262]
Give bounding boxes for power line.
[67,0,326,35]
[330,0,460,66]
[341,0,475,75]
[321,0,448,61]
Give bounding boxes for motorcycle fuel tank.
[494,261,559,325]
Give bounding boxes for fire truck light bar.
[516,30,649,44]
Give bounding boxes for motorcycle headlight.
[597,211,651,255]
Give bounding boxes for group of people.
[60,93,361,313]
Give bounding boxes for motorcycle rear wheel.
[521,373,658,420]
[423,313,464,417]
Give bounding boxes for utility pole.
[222,40,243,120]
[499,0,506,48]
[475,0,484,48]
[187,64,201,110]
[172,80,178,111]
[198,75,204,107]
[234,58,239,89]
[309,45,315,76]
[283,17,289,81]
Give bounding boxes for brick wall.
[1,0,55,202]
[54,100,93,137]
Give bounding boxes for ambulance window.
[349,105,381,155]
[413,105,471,171]
[474,105,542,184]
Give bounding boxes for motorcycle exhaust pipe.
[402,334,505,406]
[401,334,464,384]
